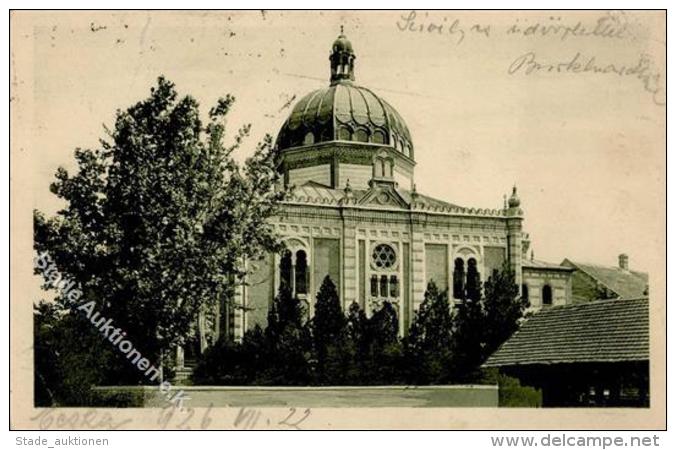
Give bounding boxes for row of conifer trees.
[192,265,528,386]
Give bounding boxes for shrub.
[34,301,114,406]
[498,374,542,407]
[89,388,145,407]
[191,337,252,385]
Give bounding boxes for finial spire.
[508,184,521,208]
[343,178,354,201]
[330,29,355,84]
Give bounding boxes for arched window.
[380,275,388,297]
[370,275,379,297]
[522,284,529,302]
[389,275,399,298]
[295,250,308,295]
[338,126,351,141]
[280,250,292,290]
[466,258,481,301]
[354,128,369,142]
[453,258,465,299]
[373,130,386,144]
[303,132,315,145]
[542,285,553,306]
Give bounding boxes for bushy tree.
[360,302,404,385]
[34,76,286,386]
[452,264,527,381]
[451,277,485,381]
[34,301,115,405]
[191,337,247,385]
[404,281,454,384]
[312,276,347,383]
[482,265,525,358]
[260,282,312,384]
[312,276,345,351]
[192,267,527,387]
[191,324,269,385]
[344,301,369,383]
[346,301,368,345]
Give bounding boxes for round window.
[372,244,397,270]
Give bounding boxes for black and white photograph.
[8,8,666,432]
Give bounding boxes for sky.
[13,10,665,273]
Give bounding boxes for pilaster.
[506,216,523,287]
[342,217,357,309]
[410,217,426,312]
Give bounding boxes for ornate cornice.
[280,142,416,172]
[284,195,508,219]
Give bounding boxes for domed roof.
[275,84,414,158]
[332,33,353,53]
[275,31,414,159]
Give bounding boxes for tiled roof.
[563,259,649,299]
[523,259,575,271]
[484,297,649,367]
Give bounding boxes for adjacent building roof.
[483,297,649,367]
[562,259,649,299]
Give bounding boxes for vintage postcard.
[9,9,666,430]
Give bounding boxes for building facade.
[216,31,575,341]
[522,259,574,308]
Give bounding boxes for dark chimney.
[618,254,629,270]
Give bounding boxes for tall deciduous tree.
[33,76,287,383]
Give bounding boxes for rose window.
[372,244,397,270]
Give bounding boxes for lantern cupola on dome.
[330,26,356,84]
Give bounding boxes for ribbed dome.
[275,83,414,159]
[275,30,414,160]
